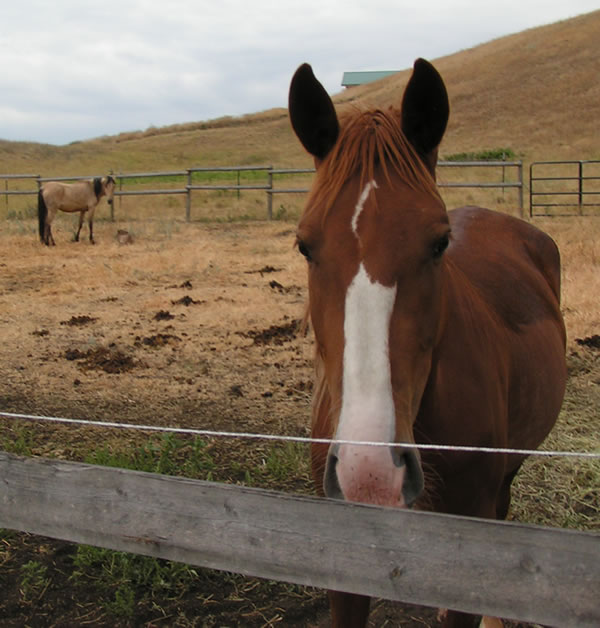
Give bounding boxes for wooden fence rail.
[1,161,523,220]
[1,451,598,627]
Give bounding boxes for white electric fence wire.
[1,410,599,460]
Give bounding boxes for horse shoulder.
[440,206,566,449]
[447,206,563,329]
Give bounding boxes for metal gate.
[530,160,600,217]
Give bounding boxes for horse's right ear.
[289,63,339,162]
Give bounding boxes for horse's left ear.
[289,63,339,163]
[401,58,449,175]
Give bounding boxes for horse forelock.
[303,107,440,223]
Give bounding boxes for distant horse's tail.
[38,189,47,242]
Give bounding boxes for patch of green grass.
[6,205,37,220]
[265,441,309,483]
[84,433,216,480]
[71,545,198,618]
[118,168,269,188]
[229,441,311,492]
[443,148,517,161]
[20,560,51,602]
[0,425,35,456]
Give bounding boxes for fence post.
[578,161,584,212]
[529,163,534,218]
[118,173,123,216]
[267,166,273,220]
[517,161,523,217]
[186,169,192,222]
[109,170,115,222]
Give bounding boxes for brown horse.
[38,175,115,245]
[289,59,566,627]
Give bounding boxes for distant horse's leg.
[87,206,96,244]
[328,591,370,628]
[45,207,57,246]
[38,189,48,244]
[75,210,85,242]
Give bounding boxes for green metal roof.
[341,71,398,87]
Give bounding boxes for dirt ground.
[0,217,598,627]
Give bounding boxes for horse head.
[290,59,450,508]
[104,175,115,206]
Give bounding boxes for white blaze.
[337,263,397,443]
[339,179,396,443]
[351,180,378,238]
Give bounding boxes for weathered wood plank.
[0,452,598,626]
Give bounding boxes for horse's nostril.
[324,447,343,499]
[391,447,406,468]
[399,448,424,507]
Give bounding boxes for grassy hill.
[1,10,598,177]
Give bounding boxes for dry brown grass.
[538,217,600,340]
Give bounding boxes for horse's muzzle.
[324,442,424,507]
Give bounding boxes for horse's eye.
[297,239,313,262]
[432,234,450,259]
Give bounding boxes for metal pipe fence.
[1,161,524,221]
[530,160,600,217]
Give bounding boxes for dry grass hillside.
[0,10,598,176]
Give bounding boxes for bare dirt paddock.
[0,217,599,627]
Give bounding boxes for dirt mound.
[60,315,97,326]
[153,310,175,321]
[240,319,300,345]
[575,335,600,350]
[134,334,181,348]
[245,265,281,275]
[65,346,138,373]
[171,295,205,306]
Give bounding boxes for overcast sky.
[1,1,597,145]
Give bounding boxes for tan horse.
[38,175,115,245]
[289,59,567,628]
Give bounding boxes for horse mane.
[303,106,441,221]
[93,177,102,199]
